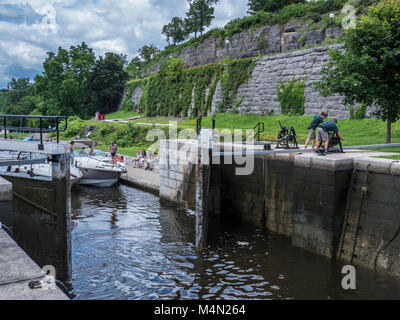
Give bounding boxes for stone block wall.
[132,45,368,119]
[159,139,400,277]
[293,155,353,258]
[232,45,350,118]
[339,159,400,277]
[159,139,198,209]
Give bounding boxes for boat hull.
[76,167,122,187]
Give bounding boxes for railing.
[243,122,264,142]
[196,115,202,135]
[0,114,68,145]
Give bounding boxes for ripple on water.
[68,185,400,300]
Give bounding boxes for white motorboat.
[71,140,127,187]
[0,151,83,185]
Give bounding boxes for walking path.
[120,166,160,195]
[0,229,68,300]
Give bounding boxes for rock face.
[148,21,343,74]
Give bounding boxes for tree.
[7,78,34,106]
[162,17,188,45]
[35,42,96,118]
[138,45,160,63]
[126,56,144,78]
[88,53,129,114]
[186,0,219,37]
[315,0,400,143]
[247,0,305,14]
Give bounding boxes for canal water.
[2,184,400,299]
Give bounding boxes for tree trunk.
[387,118,392,144]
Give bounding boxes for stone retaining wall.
[132,45,372,119]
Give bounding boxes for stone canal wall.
[159,140,400,277]
[0,177,12,202]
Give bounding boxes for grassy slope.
[82,112,400,159]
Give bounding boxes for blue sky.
[0,0,249,88]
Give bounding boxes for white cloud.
[0,0,249,87]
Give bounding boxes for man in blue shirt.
[316,119,344,154]
[305,112,328,149]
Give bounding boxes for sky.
[0,0,249,89]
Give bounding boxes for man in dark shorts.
[305,112,328,149]
[316,119,344,155]
[109,141,118,166]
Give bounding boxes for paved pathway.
[120,166,160,195]
[0,229,68,300]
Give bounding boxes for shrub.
[277,75,306,115]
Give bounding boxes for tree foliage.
[88,53,129,115]
[186,0,219,37]
[315,0,400,142]
[138,45,160,63]
[162,17,188,45]
[277,75,306,115]
[35,42,96,118]
[247,0,306,14]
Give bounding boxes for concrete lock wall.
[159,140,400,277]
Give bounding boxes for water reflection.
[70,185,400,300]
[2,182,400,300]
[0,196,71,283]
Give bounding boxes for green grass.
[181,113,400,146]
[64,112,400,157]
[95,110,140,120]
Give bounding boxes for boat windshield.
[93,149,106,157]
[73,148,91,157]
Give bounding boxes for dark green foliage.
[277,75,306,115]
[139,45,160,63]
[247,0,306,14]
[350,104,367,119]
[315,0,400,142]
[186,0,219,37]
[162,17,188,45]
[35,42,96,118]
[129,56,254,118]
[88,52,129,115]
[220,58,256,111]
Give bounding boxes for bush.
[277,75,306,115]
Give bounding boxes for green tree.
[186,0,219,37]
[7,78,34,106]
[126,56,144,79]
[88,53,129,114]
[162,17,188,45]
[247,0,305,14]
[35,42,96,118]
[138,45,160,63]
[315,0,400,143]
[0,89,8,112]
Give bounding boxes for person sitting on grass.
[305,112,328,149]
[315,119,344,155]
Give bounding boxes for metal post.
[4,117,6,140]
[39,117,43,145]
[56,118,59,144]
